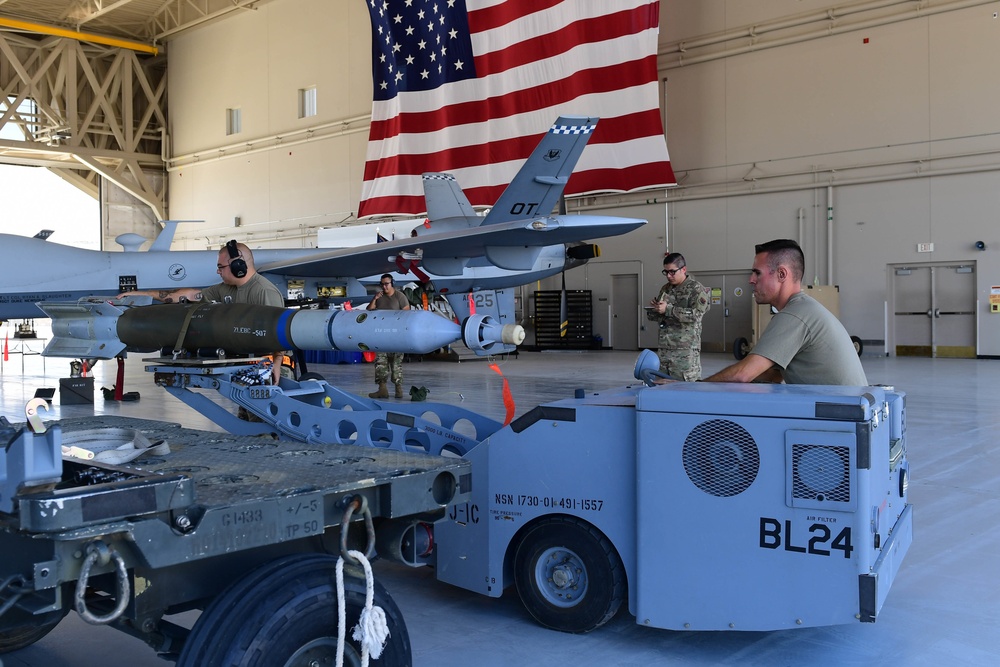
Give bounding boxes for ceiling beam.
[0,15,157,54]
[75,0,141,27]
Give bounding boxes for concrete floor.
[0,346,998,666]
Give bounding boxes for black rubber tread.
[0,621,61,654]
[851,335,864,356]
[513,516,625,634]
[177,553,411,667]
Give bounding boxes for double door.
[890,262,976,358]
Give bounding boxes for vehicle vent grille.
[682,419,759,497]
[791,444,851,503]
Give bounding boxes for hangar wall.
[652,0,1000,357]
[166,0,373,247]
[162,0,1000,357]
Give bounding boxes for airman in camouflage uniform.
[372,351,403,390]
[367,274,411,398]
[646,253,711,381]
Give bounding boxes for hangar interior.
[2,0,999,357]
[0,350,997,666]
[0,1,998,666]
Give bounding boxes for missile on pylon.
[37,297,525,360]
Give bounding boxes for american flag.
[359,0,675,218]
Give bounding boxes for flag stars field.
[360,0,675,217]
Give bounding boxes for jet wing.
[257,214,645,279]
[260,116,642,281]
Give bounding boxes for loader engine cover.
[633,383,911,631]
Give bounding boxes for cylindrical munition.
[310,309,463,353]
[116,302,467,355]
[118,303,287,354]
[41,299,524,359]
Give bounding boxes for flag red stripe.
[359,194,433,218]
[359,163,674,218]
[471,5,656,78]
[367,55,658,149]
[566,163,677,193]
[364,110,665,182]
[466,0,564,32]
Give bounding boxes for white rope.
[336,550,390,667]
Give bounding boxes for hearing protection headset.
[226,240,248,278]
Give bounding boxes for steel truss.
[0,30,166,218]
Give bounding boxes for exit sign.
[917,242,934,252]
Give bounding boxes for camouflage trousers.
[657,349,702,382]
[373,352,404,385]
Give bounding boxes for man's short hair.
[380,274,393,284]
[754,239,804,281]
[663,252,686,268]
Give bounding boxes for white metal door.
[890,262,976,358]
[611,273,639,350]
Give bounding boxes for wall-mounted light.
[974,240,987,251]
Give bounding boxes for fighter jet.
[2,116,645,320]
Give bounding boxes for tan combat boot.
[369,382,388,398]
[395,382,404,398]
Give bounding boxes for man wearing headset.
[366,273,410,398]
[121,241,283,308]
[120,240,286,384]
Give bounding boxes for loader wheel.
[514,517,625,633]
[0,620,61,653]
[177,553,411,667]
[733,336,750,360]
[851,335,864,356]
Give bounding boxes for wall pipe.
[663,0,994,70]
[166,114,372,171]
[797,206,806,266]
[639,161,1000,205]
[662,0,915,55]
[560,160,1000,219]
[679,137,1000,190]
[827,186,834,285]
[813,186,821,283]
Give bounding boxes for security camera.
[974,240,987,251]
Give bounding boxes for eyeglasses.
[662,267,684,277]
[217,264,229,271]
[380,282,392,286]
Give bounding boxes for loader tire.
[514,516,625,634]
[177,553,411,667]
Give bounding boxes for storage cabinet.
[533,290,593,349]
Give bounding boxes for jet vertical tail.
[482,116,598,226]
[423,173,478,224]
[149,220,204,251]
